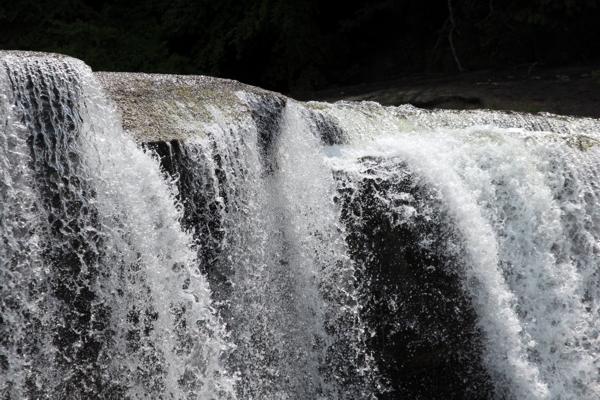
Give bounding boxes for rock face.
[96,72,287,144]
[335,158,494,399]
[293,65,600,119]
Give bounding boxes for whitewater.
[2,52,600,399]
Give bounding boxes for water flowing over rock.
[2,51,600,399]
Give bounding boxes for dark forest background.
[2,0,599,93]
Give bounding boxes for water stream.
[2,52,600,399]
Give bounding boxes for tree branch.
[448,0,465,72]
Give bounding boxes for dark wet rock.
[293,64,600,119]
[335,157,494,399]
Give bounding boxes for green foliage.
[523,104,541,114]
[1,0,599,93]
[393,94,407,106]
[593,70,600,83]
[514,0,598,24]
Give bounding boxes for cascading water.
[0,52,235,399]
[313,102,600,399]
[2,52,600,399]
[140,97,373,399]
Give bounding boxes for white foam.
[320,101,600,398]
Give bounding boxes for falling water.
[316,101,600,399]
[2,52,600,399]
[0,52,235,399]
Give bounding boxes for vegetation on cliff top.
[1,0,599,93]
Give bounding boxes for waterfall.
[2,52,600,399]
[0,52,235,399]
[319,102,600,398]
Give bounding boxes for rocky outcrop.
[96,72,287,144]
[293,65,600,119]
